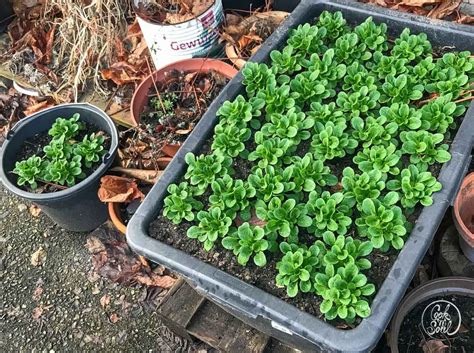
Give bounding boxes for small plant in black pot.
[0,104,118,232]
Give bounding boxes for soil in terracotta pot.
[133,0,215,24]
[123,69,228,170]
[15,121,110,193]
[398,294,474,353]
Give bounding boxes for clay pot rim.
[389,277,474,353]
[225,10,290,70]
[453,172,474,244]
[130,58,238,126]
[108,202,127,234]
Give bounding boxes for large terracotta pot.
[130,58,238,126]
[454,173,474,262]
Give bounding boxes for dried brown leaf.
[457,13,474,24]
[29,204,41,217]
[32,286,43,301]
[109,167,163,184]
[428,0,462,19]
[85,236,106,254]
[100,294,111,308]
[32,306,43,320]
[134,274,176,288]
[398,0,442,7]
[109,313,120,323]
[421,339,448,353]
[97,175,144,203]
[23,100,54,116]
[31,247,46,267]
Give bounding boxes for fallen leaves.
[362,0,472,23]
[29,204,41,217]
[109,313,120,323]
[30,246,46,267]
[100,294,111,308]
[421,339,449,353]
[109,167,163,184]
[85,225,176,289]
[31,306,43,320]
[98,175,145,203]
[23,99,55,116]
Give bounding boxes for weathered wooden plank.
[264,338,302,353]
[156,279,206,341]
[187,300,270,353]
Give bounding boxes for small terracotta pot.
[454,173,474,262]
[161,143,181,157]
[130,58,238,126]
[108,202,127,234]
[225,11,289,69]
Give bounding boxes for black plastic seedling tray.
[127,1,474,351]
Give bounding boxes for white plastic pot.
[136,0,224,69]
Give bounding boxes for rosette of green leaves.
[368,51,408,80]
[43,155,84,186]
[13,156,45,189]
[187,208,232,251]
[355,192,408,251]
[261,108,314,146]
[74,133,106,168]
[287,23,327,57]
[276,242,322,297]
[307,102,344,124]
[216,95,264,128]
[301,49,346,88]
[341,167,386,210]
[209,175,256,219]
[426,69,469,99]
[248,166,295,202]
[290,71,333,105]
[353,143,401,175]
[354,17,388,52]
[420,94,465,134]
[400,131,451,167]
[334,33,371,65]
[342,62,377,93]
[222,223,268,267]
[255,197,312,239]
[379,103,422,131]
[411,56,436,84]
[306,191,353,236]
[270,46,302,75]
[391,28,432,61]
[336,86,380,117]
[436,51,474,77]
[43,136,73,161]
[257,82,295,115]
[316,11,348,43]
[211,123,251,158]
[314,263,375,322]
[248,133,291,168]
[387,165,442,209]
[316,231,373,272]
[163,182,203,224]
[380,74,424,104]
[311,119,358,161]
[184,153,232,192]
[242,62,276,97]
[48,113,82,140]
[284,153,337,193]
[351,115,397,148]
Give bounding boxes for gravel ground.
[0,186,202,352]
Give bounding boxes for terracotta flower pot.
[108,202,127,234]
[225,11,289,69]
[130,58,238,126]
[161,143,181,157]
[454,173,474,262]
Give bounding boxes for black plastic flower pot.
[0,103,119,232]
[0,0,13,33]
[126,0,474,352]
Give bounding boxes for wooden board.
[187,300,270,353]
[156,279,206,341]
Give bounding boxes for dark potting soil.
[398,294,474,353]
[15,121,110,193]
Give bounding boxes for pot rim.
[108,202,127,234]
[0,103,119,201]
[453,172,474,243]
[389,276,474,353]
[130,57,238,125]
